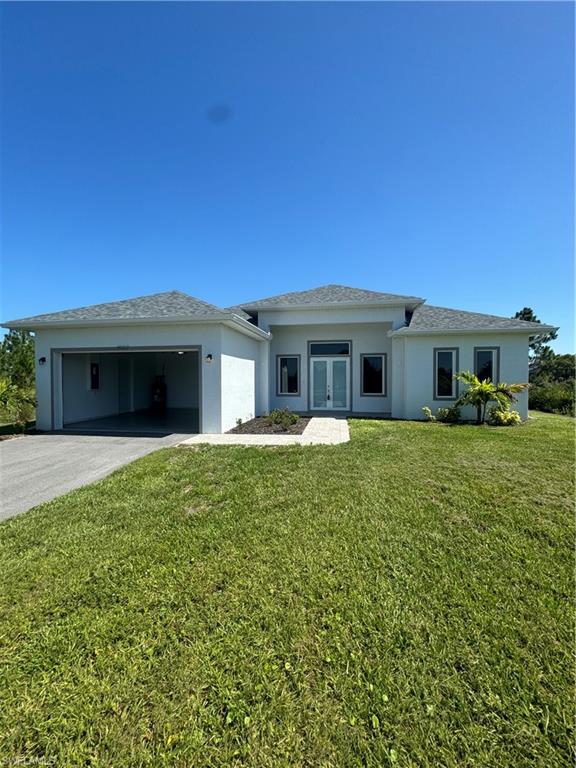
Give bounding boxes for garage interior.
[61,350,200,434]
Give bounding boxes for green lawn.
[0,413,573,767]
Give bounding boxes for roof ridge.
[235,283,424,308]
[419,303,508,316]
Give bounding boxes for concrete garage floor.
[63,408,199,436]
[0,432,194,522]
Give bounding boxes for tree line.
[514,308,574,416]
[0,330,35,429]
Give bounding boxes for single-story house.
[3,285,557,433]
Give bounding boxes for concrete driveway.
[0,432,189,522]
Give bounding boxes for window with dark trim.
[475,348,498,383]
[277,356,300,395]
[309,341,350,356]
[434,348,458,399]
[90,362,100,390]
[361,354,386,396]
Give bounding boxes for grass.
[0,413,573,767]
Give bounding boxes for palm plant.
[455,371,528,425]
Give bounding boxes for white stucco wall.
[62,353,120,424]
[156,352,199,409]
[32,313,532,430]
[268,322,393,414]
[256,342,270,416]
[117,356,133,412]
[220,326,259,431]
[113,352,199,412]
[132,354,157,411]
[257,305,406,332]
[391,336,406,419]
[34,323,224,432]
[397,332,531,420]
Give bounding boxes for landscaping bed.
[228,415,310,435]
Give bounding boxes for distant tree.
[532,354,576,384]
[513,307,558,360]
[0,330,35,389]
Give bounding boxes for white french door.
[310,357,350,410]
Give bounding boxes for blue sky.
[1,2,573,351]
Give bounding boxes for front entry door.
[310,357,350,410]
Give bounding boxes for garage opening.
[61,349,200,434]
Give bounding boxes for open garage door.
[60,349,200,434]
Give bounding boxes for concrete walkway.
[179,417,349,447]
[0,432,193,522]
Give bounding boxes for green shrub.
[487,406,522,426]
[529,382,575,416]
[0,377,35,430]
[436,405,461,423]
[0,330,35,389]
[421,406,436,422]
[269,408,299,431]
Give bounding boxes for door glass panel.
[332,360,347,409]
[312,360,328,408]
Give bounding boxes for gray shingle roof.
[4,291,229,327]
[404,304,557,333]
[225,307,252,320]
[4,287,557,336]
[234,284,424,310]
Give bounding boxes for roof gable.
[234,284,424,310]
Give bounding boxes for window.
[309,341,350,356]
[89,362,100,390]
[277,356,300,395]
[434,348,458,399]
[361,354,387,396]
[475,347,499,383]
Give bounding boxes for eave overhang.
[239,298,425,313]
[2,313,271,341]
[388,325,559,338]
